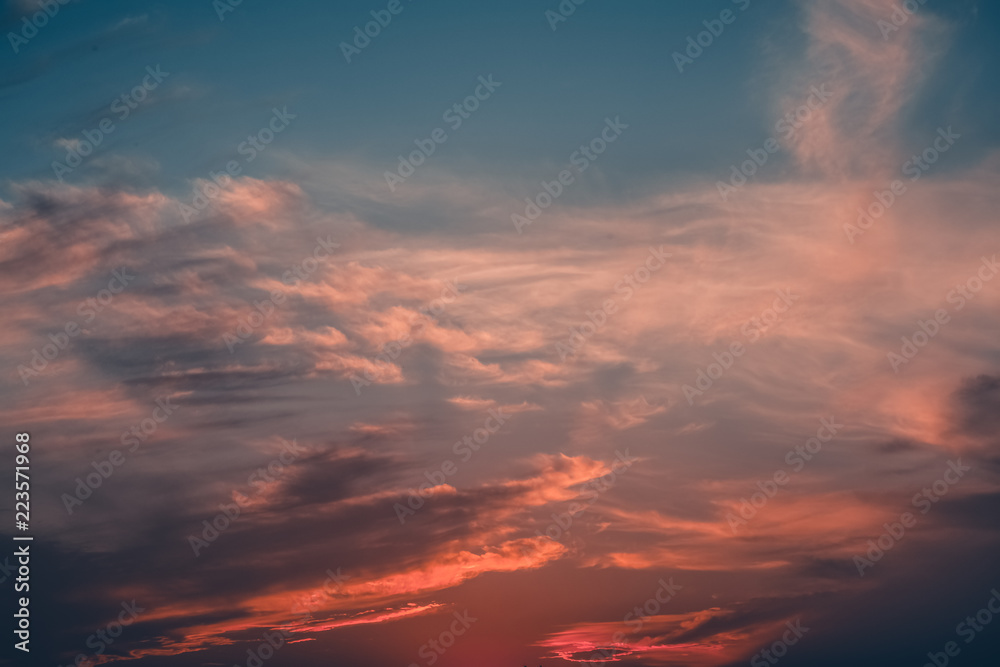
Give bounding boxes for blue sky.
[4,0,997,203]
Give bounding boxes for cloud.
[783,0,950,178]
[3,6,998,662]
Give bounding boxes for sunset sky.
[2,1,1000,666]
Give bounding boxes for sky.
[2,0,1000,666]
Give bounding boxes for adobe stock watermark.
[187,439,307,556]
[725,417,842,533]
[511,116,628,234]
[672,0,752,73]
[233,630,292,667]
[52,66,171,181]
[555,246,671,361]
[213,0,246,21]
[55,600,145,667]
[223,236,339,353]
[853,459,971,576]
[384,75,502,191]
[545,0,587,31]
[407,610,477,667]
[289,567,352,621]
[887,255,998,373]
[349,278,466,395]
[536,449,638,543]
[844,126,960,243]
[750,619,809,667]
[7,0,73,54]
[717,83,834,201]
[340,0,416,63]
[582,577,683,667]
[17,268,136,386]
[921,588,1000,667]
[179,107,296,222]
[272,566,353,664]
[61,397,179,514]
[682,289,798,405]
[393,407,510,524]
[876,0,929,40]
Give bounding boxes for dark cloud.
[954,373,1000,438]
